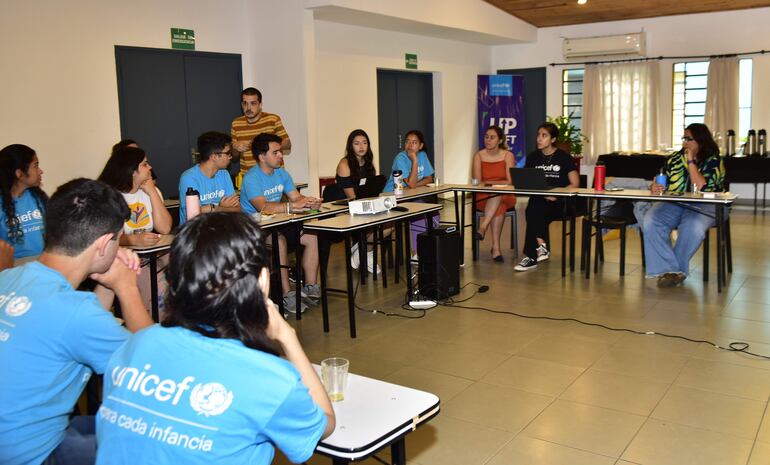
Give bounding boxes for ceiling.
[483,0,770,27]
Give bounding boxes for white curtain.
[704,57,739,139]
[582,62,660,164]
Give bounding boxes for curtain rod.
[548,49,768,67]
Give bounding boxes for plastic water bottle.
[593,163,606,191]
[185,187,200,220]
[393,170,404,195]
[654,169,667,195]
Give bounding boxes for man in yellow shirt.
[230,88,291,187]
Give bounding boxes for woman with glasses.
[641,123,724,287]
[96,212,335,464]
[0,144,47,264]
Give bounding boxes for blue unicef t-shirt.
[0,262,129,465]
[240,167,295,215]
[0,189,45,259]
[178,166,235,224]
[96,326,327,465]
[384,151,434,192]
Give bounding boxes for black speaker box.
[417,226,460,300]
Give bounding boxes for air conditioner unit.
[563,32,645,59]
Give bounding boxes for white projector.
[348,195,397,215]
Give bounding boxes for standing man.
[178,131,240,224]
[241,133,321,314]
[231,88,291,186]
[0,178,154,465]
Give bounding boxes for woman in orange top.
[472,125,516,262]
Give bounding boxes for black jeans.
[523,197,568,259]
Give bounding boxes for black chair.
[544,174,587,276]
[581,199,643,276]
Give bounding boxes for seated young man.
[240,133,322,314]
[0,178,154,465]
[178,131,240,224]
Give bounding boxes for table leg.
[404,221,414,298]
[270,230,284,314]
[754,183,758,215]
[343,235,357,338]
[149,252,159,322]
[585,198,593,280]
[319,233,330,333]
[454,190,463,266]
[716,205,724,293]
[561,199,567,277]
[378,226,388,288]
[359,231,367,285]
[460,191,466,265]
[391,439,407,465]
[295,225,303,321]
[471,192,478,261]
[395,224,402,284]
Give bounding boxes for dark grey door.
[376,70,434,176]
[115,46,242,196]
[498,67,546,156]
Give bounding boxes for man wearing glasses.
[177,131,240,224]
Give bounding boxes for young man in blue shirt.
[0,178,154,465]
[178,132,240,223]
[240,133,322,314]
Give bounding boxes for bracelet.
[285,202,290,214]
[687,159,696,165]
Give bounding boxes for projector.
[348,195,397,215]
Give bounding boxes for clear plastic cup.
[321,357,349,402]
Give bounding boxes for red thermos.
[593,163,606,191]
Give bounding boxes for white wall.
[313,20,493,184]
[0,0,254,193]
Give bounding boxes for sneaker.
[514,256,538,272]
[283,291,308,314]
[657,272,686,288]
[536,243,550,262]
[301,284,321,306]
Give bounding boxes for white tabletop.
[303,202,442,233]
[575,187,738,204]
[448,184,579,197]
[315,367,440,460]
[127,234,174,254]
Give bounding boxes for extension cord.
[409,300,437,310]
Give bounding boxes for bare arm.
[504,151,515,184]
[336,159,356,199]
[142,181,172,234]
[472,152,482,181]
[281,137,292,153]
[90,248,153,332]
[568,170,580,188]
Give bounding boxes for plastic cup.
[471,178,480,186]
[321,357,349,402]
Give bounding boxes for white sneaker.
[283,291,308,314]
[514,256,538,272]
[536,243,550,262]
[350,243,360,270]
[365,250,381,275]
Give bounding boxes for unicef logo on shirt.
[1,293,32,317]
[553,165,561,172]
[189,382,233,417]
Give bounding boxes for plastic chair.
[472,208,518,257]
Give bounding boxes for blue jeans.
[43,416,96,465]
[641,202,716,277]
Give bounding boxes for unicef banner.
[477,75,526,166]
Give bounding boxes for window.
[672,59,752,147]
[562,69,584,131]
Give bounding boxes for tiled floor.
[274,203,770,465]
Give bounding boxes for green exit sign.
[405,53,418,70]
[171,28,195,50]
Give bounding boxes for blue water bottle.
[654,169,667,194]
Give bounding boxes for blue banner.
[477,75,526,166]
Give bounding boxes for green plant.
[546,112,589,156]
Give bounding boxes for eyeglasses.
[214,151,232,158]
[681,136,694,142]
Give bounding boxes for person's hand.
[407,150,419,162]
[233,140,250,152]
[139,177,158,195]
[305,197,322,210]
[128,231,162,247]
[651,182,665,195]
[90,250,140,293]
[0,240,14,271]
[265,298,297,345]
[219,193,240,208]
[545,196,557,202]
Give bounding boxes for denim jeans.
[42,416,96,465]
[641,201,716,277]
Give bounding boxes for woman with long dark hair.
[514,122,579,272]
[642,123,724,287]
[96,212,335,464]
[472,125,517,262]
[0,144,47,261]
[335,128,376,200]
[97,146,172,245]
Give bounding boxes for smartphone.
[605,187,624,192]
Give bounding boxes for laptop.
[509,168,555,190]
[332,175,387,205]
